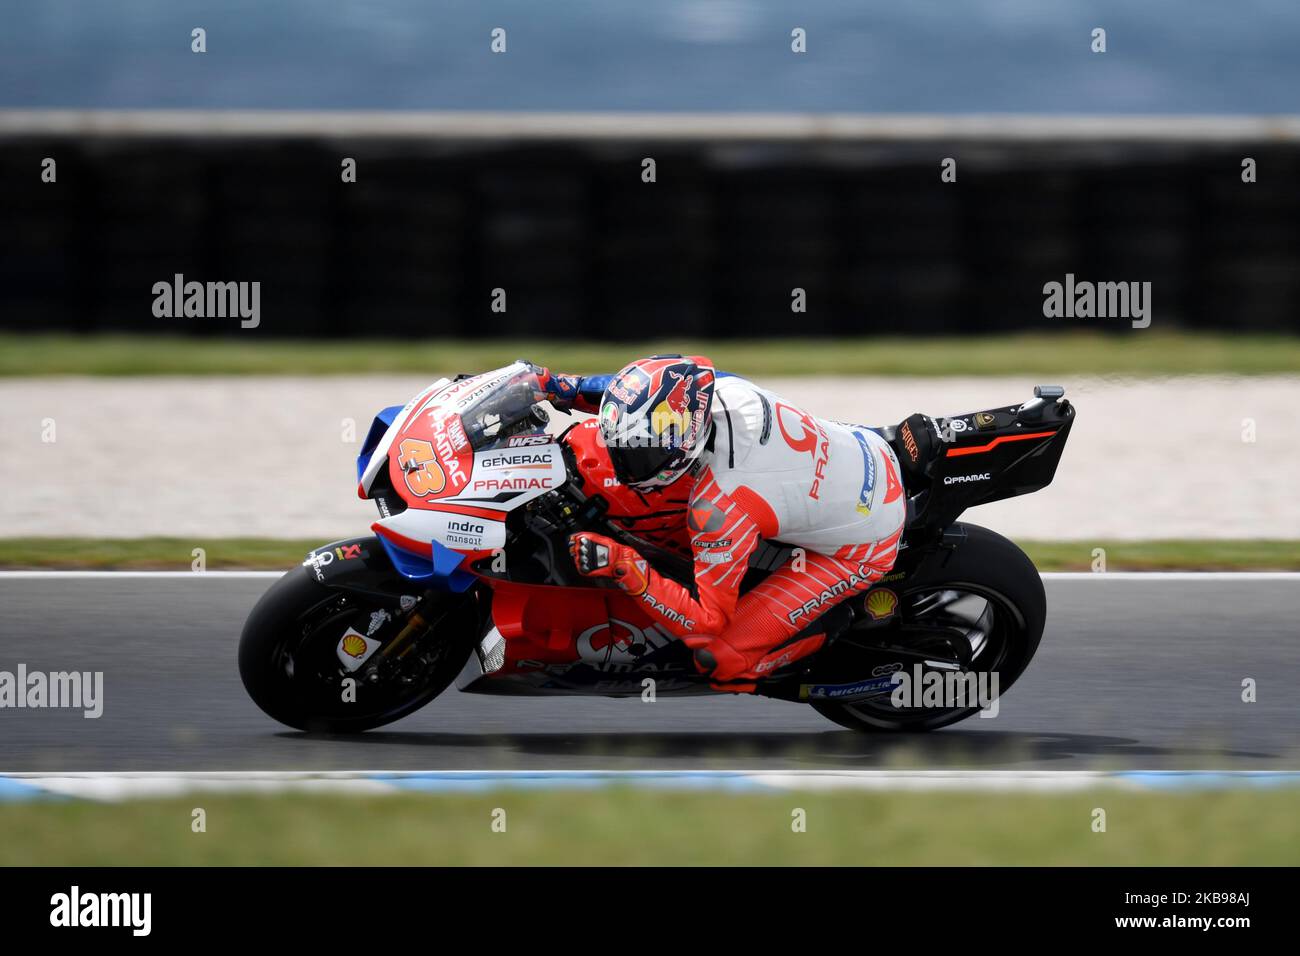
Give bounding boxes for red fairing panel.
[388,408,475,506]
[487,579,678,673]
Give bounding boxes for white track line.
[0,571,1296,581]
[4,770,1299,801]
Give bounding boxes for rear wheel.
[811,523,1045,733]
[238,567,479,732]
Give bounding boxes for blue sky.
[3,0,1297,113]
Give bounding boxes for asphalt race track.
[2,574,1296,771]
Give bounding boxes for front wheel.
[811,523,1046,733]
[238,567,480,733]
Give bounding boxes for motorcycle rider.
[528,356,906,692]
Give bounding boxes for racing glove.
[568,532,650,596]
[527,363,605,414]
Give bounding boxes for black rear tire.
[238,567,476,733]
[812,523,1045,733]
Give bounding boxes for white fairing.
[358,363,534,498]
[367,363,569,554]
[456,442,568,507]
[374,507,508,553]
[372,442,566,552]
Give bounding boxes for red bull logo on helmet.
[608,367,650,405]
[651,369,693,438]
[602,360,712,451]
[597,357,715,494]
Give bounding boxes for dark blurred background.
[1,130,1298,337]
[1,0,1298,339]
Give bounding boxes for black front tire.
[238,567,476,733]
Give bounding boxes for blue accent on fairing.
[431,539,477,590]
[376,533,476,591]
[356,404,404,483]
[378,536,434,580]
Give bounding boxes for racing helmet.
[598,355,716,490]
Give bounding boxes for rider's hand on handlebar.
[568,532,650,596]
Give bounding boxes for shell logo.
[865,588,898,621]
[341,634,368,658]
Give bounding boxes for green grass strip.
[0,789,1295,865]
[2,331,1298,377]
[0,537,1295,571]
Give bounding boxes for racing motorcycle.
[239,363,1075,734]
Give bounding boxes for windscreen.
[454,365,550,451]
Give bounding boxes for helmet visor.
[605,433,688,486]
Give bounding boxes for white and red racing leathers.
[565,372,907,688]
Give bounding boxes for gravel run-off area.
[2,374,1297,542]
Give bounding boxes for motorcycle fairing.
[299,534,454,599]
[887,391,1075,538]
[357,363,540,500]
[369,527,478,590]
[441,442,568,510]
[358,363,570,586]
[456,579,712,697]
[355,404,404,483]
[356,378,451,497]
[371,441,566,551]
